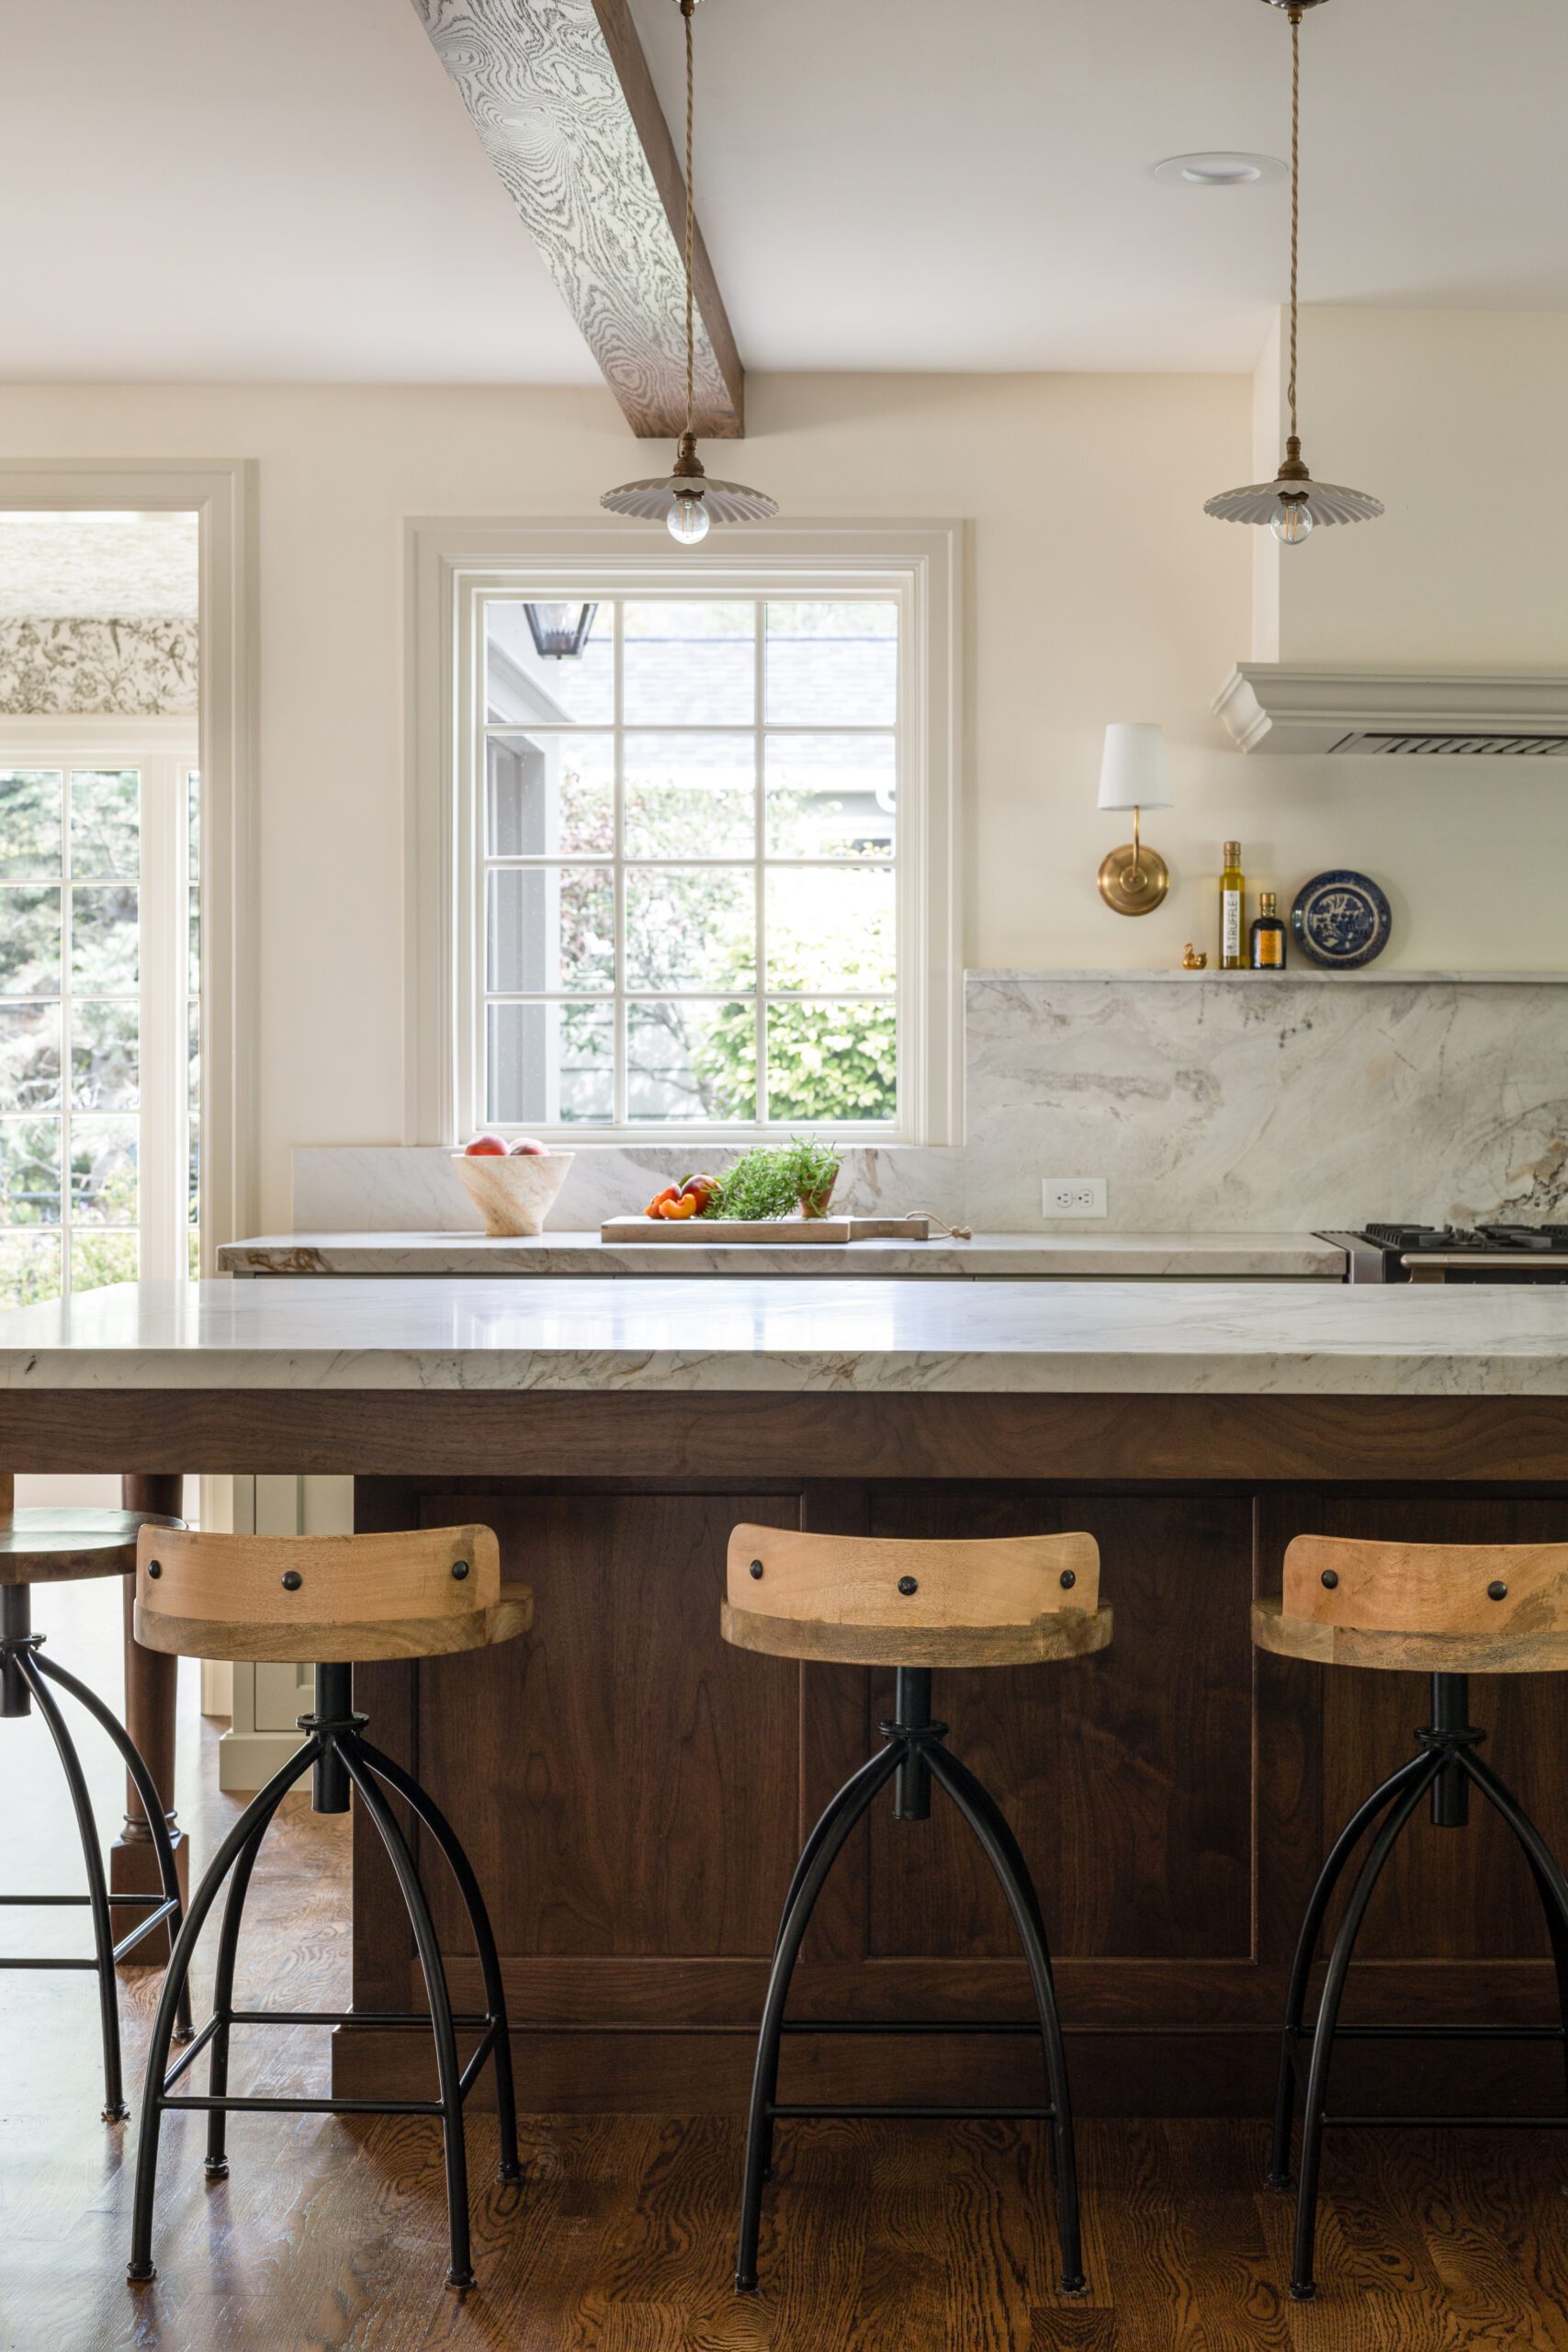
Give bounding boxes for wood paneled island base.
[3,1277,1567,2120]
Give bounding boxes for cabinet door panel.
[861,1490,1254,1962]
[414,1489,801,1958]
[1314,1493,1568,1962]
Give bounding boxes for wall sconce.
[1096,723,1173,916]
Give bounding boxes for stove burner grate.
[1362,1221,1568,1255]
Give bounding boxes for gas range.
[1322,1223,1568,1283]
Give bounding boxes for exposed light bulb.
[667,491,710,546]
[1272,497,1314,547]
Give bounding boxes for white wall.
[0,347,1559,1227]
[1268,308,1568,667]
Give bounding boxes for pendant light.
[602,0,776,545]
[1204,0,1382,545]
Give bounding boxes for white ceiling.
[2,0,1564,386]
[0,0,592,384]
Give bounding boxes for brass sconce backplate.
[1098,843,1170,917]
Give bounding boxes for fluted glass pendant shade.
[602,0,775,543]
[1205,0,1381,540]
[601,434,779,532]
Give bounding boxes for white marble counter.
[1,1276,1565,1396]
[217,1229,1348,1280]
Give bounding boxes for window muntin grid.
[0,754,199,1306]
[479,596,899,1132]
[0,767,139,1301]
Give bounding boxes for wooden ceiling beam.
[411,0,745,439]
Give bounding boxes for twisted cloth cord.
[682,0,695,437]
[1288,9,1301,438]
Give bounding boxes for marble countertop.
[216,1229,1348,1280]
[0,1275,1564,1396]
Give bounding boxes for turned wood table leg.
[111,1473,187,1959]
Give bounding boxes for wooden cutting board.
[599,1215,931,1245]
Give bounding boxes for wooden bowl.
[450,1151,574,1238]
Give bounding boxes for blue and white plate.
[1291,870,1392,970]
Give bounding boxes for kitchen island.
[4,1273,1567,2119]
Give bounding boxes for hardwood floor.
[7,1582,1568,2349]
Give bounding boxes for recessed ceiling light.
[1152,152,1286,187]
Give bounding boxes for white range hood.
[1214,665,1568,756]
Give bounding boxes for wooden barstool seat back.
[723,1524,1111,1667]
[0,1504,179,1585]
[0,1475,190,2125]
[126,1520,531,2298]
[133,1523,531,1663]
[1256,1529,1568,2302]
[1254,1532,1568,1673]
[726,1521,1111,2302]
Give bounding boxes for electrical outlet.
[1042,1178,1108,1219]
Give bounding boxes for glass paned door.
[0,748,198,1307]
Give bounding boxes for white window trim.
[0,462,257,1264]
[405,518,964,1148]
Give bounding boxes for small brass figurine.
[1182,944,1208,970]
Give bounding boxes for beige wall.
[1270,308,1568,667]
[0,347,1559,1225]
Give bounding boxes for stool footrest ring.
[768,2102,1056,2121]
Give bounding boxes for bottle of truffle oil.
[1219,842,1246,970]
[1250,889,1287,969]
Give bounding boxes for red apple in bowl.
[464,1134,509,1156]
[509,1137,546,1155]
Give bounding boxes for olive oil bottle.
[1249,889,1287,969]
[1219,842,1246,970]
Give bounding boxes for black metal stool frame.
[735,1667,1084,2297]
[127,1663,523,2294]
[1,1583,192,2120]
[1268,1669,1568,2301]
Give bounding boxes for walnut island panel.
[3,1273,1567,2118]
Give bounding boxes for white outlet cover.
[1041,1178,1109,1219]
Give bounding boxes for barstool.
[1,1489,189,2122]
[124,1521,532,2293]
[1256,1533,1568,2301]
[724,1522,1112,2297]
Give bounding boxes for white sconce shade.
[1097,723,1174,813]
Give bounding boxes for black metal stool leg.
[927,1744,1086,2296]
[356,1735,525,2186]
[128,1736,322,2283]
[17,1645,129,2120]
[339,1740,476,2292]
[0,1584,31,1716]
[770,1760,886,1962]
[29,1644,195,2043]
[201,1791,292,2180]
[1265,1750,1433,2190]
[736,1741,903,2294]
[1524,1850,1568,2117]
[1459,1749,1568,2118]
[1291,1752,1444,2302]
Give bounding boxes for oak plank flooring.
[8,1584,1568,2350]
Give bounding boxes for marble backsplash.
[965,972,1568,1231]
[291,972,1568,1236]
[293,1142,966,1234]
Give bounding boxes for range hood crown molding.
[1214,664,1568,757]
